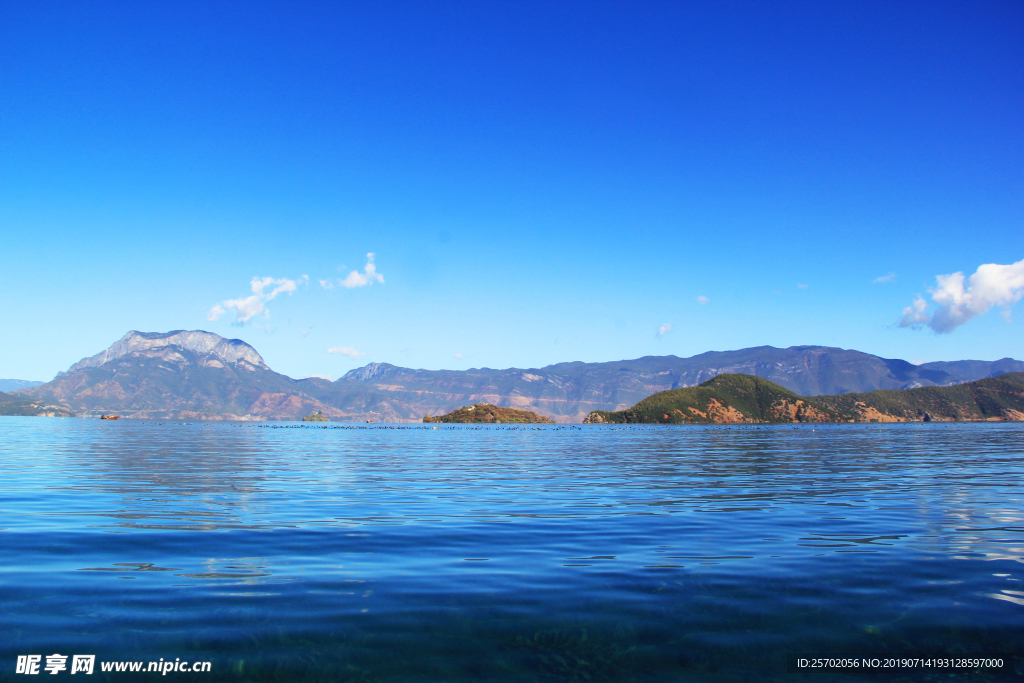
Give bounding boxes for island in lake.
[302,411,329,422]
[584,372,1024,424]
[423,403,556,424]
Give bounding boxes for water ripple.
[0,419,1021,680]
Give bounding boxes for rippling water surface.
[1,418,1021,681]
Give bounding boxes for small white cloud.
[695,295,709,305]
[341,253,384,288]
[211,276,302,324]
[899,258,1024,333]
[222,294,265,322]
[252,276,298,298]
[900,296,930,327]
[300,328,312,337]
[328,346,366,358]
[1002,309,1013,324]
[797,283,809,290]
[321,253,385,290]
[453,353,464,359]
[874,272,897,283]
[657,324,671,335]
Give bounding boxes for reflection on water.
[0,418,1021,681]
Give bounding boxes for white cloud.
[899,258,1024,333]
[328,346,366,358]
[873,272,896,283]
[657,323,671,335]
[900,297,929,327]
[797,283,809,289]
[342,253,384,288]
[320,253,385,290]
[222,295,264,322]
[695,295,709,305]
[453,353,464,359]
[210,276,302,324]
[1001,310,1013,324]
[254,276,298,298]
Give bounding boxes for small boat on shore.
[100,415,120,420]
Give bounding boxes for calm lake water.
[1,418,1021,681]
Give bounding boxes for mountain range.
[10,330,1024,422]
[0,379,44,392]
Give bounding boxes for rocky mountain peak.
[341,362,397,383]
[56,330,268,378]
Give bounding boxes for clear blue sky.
[2,0,1022,381]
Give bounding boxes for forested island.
[423,403,556,424]
[583,372,1024,424]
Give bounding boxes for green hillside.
[584,373,1024,424]
[814,372,1024,422]
[423,403,556,424]
[583,374,841,424]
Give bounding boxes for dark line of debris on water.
[122,421,980,433]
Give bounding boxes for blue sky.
[1,0,1022,382]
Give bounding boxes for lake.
[1,418,1021,681]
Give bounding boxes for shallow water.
[0,418,1021,681]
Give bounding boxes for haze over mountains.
[0,379,44,392]
[11,330,1024,422]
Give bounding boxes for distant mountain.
[17,330,412,421]
[57,329,269,376]
[12,331,1024,422]
[336,348,1024,422]
[584,373,1024,424]
[913,358,1024,385]
[0,379,44,392]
